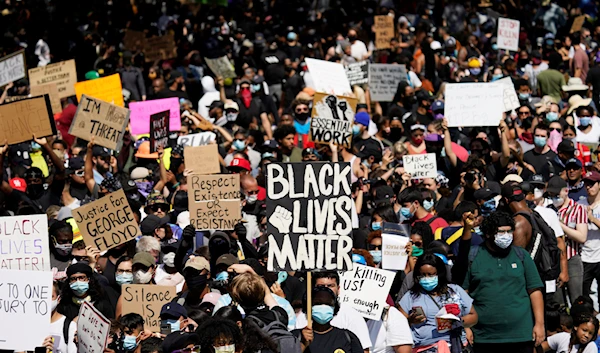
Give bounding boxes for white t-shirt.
[535,206,565,237]
[367,306,413,353]
[49,316,77,353]
[547,332,598,353]
[295,303,373,349]
[576,118,600,145]
[155,265,185,292]
[578,199,600,263]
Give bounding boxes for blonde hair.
[393,141,408,157]
[230,272,265,307]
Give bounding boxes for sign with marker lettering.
[121,285,176,332]
[369,64,408,102]
[75,74,124,107]
[129,98,181,135]
[445,82,504,127]
[374,15,394,49]
[69,94,130,151]
[0,215,50,271]
[144,34,177,62]
[73,189,140,252]
[266,162,354,272]
[0,95,56,145]
[29,59,78,98]
[498,77,520,111]
[77,302,110,353]
[345,61,369,86]
[177,131,216,147]
[339,264,394,320]
[30,83,62,114]
[150,110,170,153]
[402,153,438,179]
[205,56,236,79]
[189,174,241,231]
[0,269,52,351]
[310,93,357,148]
[0,50,25,87]
[306,58,352,96]
[497,18,520,52]
[184,144,221,175]
[381,222,410,271]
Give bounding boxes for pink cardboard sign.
[129,98,181,135]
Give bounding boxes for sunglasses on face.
[367,244,381,251]
[550,128,562,132]
[518,111,530,115]
[295,107,309,113]
[151,204,169,212]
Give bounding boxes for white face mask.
[133,270,153,284]
[51,299,59,312]
[552,197,564,208]
[163,253,175,268]
[533,188,544,200]
[246,194,258,204]
[214,345,235,353]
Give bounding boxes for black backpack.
[516,211,561,281]
[246,310,301,353]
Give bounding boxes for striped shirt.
[557,198,588,259]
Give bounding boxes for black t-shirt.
[260,49,288,85]
[587,67,600,95]
[292,327,363,353]
[234,97,267,129]
[8,179,64,213]
[524,148,557,175]
[284,43,303,62]
[283,74,305,107]
[156,89,189,100]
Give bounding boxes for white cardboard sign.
[382,232,410,271]
[339,264,395,320]
[368,64,408,102]
[77,301,110,353]
[497,18,520,52]
[403,153,438,179]
[305,58,352,96]
[0,215,50,271]
[497,77,520,111]
[177,131,217,147]
[445,82,504,127]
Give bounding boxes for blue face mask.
[419,276,439,292]
[494,232,513,249]
[423,199,434,211]
[232,139,246,151]
[472,226,482,234]
[370,250,382,264]
[400,206,413,219]
[123,335,138,351]
[546,112,559,122]
[312,305,335,324]
[533,136,547,148]
[491,43,499,51]
[216,271,229,281]
[580,117,592,127]
[518,93,530,100]
[371,222,381,231]
[70,281,89,296]
[481,199,496,214]
[352,125,361,136]
[165,319,180,332]
[491,73,503,81]
[116,273,133,286]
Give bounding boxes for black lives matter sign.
[266,162,353,271]
[149,110,170,153]
[310,93,357,148]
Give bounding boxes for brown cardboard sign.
[571,15,586,34]
[184,144,220,175]
[189,174,241,230]
[73,189,139,252]
[30,83,62,115]
[144,34,177,62]
[121,285,176,332]
[28,59,77,99]
[69,94,130,151]
[123,30,146,51]
[374,15,395,49]
[0,95,56,145]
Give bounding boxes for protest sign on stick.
[0,214,50,271]
[266,162,354,271]
[75,74,124,107]
[403,153,438,179]
[77,302,110,353]
[121,285,176,332]
[374,15,394,49]
[445,82,504,127]
[129,98,181,135]
[381,222,410,271]
[150,110,170,153]
[184,144,221,175]
[571,15,586,33]
[369,64,407,102]
[0,95,56,145]
[0,269,52,351]
[310,93,357,148]
[144,34,176,62]
[205,56,236,79]
[30,83,62,114]
[0,50,25,87]
[28,59,78,98]
[345,61,369,86]
[305,58,352,96]
[73,189,140,252]
[188,174,241,230]
[69,94,130,151]
[177,131,216,146]
[339,264,395,320]
[497,18,520,52]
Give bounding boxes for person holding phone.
[398,252,478,351]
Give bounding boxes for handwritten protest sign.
[339,264,395,320]
[77,302,110,353]
[150,110,170,153]
[445,82,504,127]
[0,269,52,350]
[374,15,394,49]
[369,64,408,102]
[381,222,410,271]
[306,58,352,96]
[184,144,220,175]
[497,77,520,111]
[121,285,176,332]
[571,15,586,33]
[144,34,177,62]
[497,18,520,52]
[30,83,62,114]
[0,50,25,87]
[129,98,181,135]
[28,59,78,98]
[178,131,216,146]
[266,162,353,271]
[0,215,49,271]
[403,153,438,179]
[123,30,146,51]
[345,61,369,86]
[310,93,357,148]
[0,95,56,145]
[205,56,236,79]
[69,95,130,151]
[189,174,241,231]
[73,189,139,252]
[75,74,124,107]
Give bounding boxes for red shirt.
[257,186,267,201]
[412,213,449,233]
[55,103,77,147]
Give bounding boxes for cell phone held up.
[411,306,425,318]
[160,320,172,336]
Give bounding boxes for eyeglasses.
[518,111,530,115]
[246,190,259,195]
[550,128,562,132]
[367,244,381,251]
[412,241,423,247]
[172,345,201,353]
[151,204,169,212]
[69,275,89,284]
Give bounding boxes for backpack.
[516,210,561,281]
[246,310,301,353]
[468,244,525,265]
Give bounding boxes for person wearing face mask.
[516,79,537,106]
[43,281,77,353]
[224,128,261,171]
[523,50,548,94]
[563,124,592,167]
[227,78,273,139]
[115,252,157,317]
[157,70,189,100]
[290,99,314,149]
[114,256,134,291]
[160,303,188,334]
[399,187,449,233]
[388,81,415,125]
[406,222,433,273]
[173,255,212,313]
[404,125,427,155]
[343,28,369,61]
[524,124,557,175]
[50,220,74,272]
[197,319,241,353]
[463,211,545,352]
[573,106,600,144]
[294,287,364,353]
[155,252,185,292]
[119,313,145,352]
[398,252,477,351]
[260,37,287,101]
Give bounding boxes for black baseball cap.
[547,176,568,195]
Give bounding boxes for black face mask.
[170,157,183,173]
[389,127,403,142]
[348,35,357,42]
[295,112,310,122]
[403,95,416,108]
[186,274,207,291]
[27,184,44,199]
